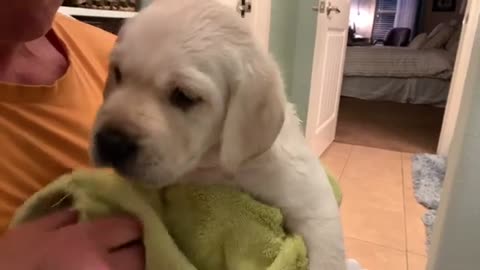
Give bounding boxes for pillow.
[448,19,459,27]
[423,24,455,49]
[446,28,461,52]
[428,23,448,39]
[409,33,428,49]
[447,39,459,56]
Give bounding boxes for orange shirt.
[0,14,116,232]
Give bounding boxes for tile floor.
[320,143,428,270]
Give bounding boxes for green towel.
[10,169,341,270]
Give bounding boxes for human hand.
[0,209,144,270]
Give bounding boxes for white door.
[306,0,350,155]
[214,0,271,48]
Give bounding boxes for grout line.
[407,251,427,257]
[406,251,411,270]
[402,152,429,258]
[338,144,354,183]
[400,152,410,269]
[346,236,407,253]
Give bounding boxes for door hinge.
[312,0,326,13]
[237,0,252,18]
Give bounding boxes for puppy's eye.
[113,66,122,83]
[169,87,201,111]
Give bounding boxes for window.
[371,0,398,41]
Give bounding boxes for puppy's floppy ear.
[220,54,286,173]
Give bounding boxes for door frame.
[249,0,272,48]
[427,2,480,268]
[437,0,477,156]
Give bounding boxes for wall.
[268,0,318,125]
[349,0,376,38]
[268,0,299,105]
[420,0,465,33]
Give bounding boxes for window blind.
[372,0,398,41]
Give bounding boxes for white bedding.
[344,47,454,79]
[342,76,450,106]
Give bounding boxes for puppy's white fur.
[93,0,346,269]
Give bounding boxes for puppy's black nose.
[94,128,138,167]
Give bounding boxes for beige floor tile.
[340,146,406,250]
[402,153,414,193]
[407,253,427,270]
[345,237,407,270]
[341,146,404,216]
[320,142,353,180]
[341,180,406,250]
[402,153,427,256]
[341,174,404,211]
[342,146,403,181]
[405,203,426,256]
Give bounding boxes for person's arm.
[0,210,144,270]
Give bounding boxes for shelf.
[58,6,137,19]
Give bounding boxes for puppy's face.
[92,0,286,187]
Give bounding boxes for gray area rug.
[411,154,447,251]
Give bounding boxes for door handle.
[327,3,341,16]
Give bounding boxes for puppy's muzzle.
[94,128,138,169]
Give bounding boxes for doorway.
[307,1,474,269]
[334,0,465,153]
[307,0,467,155]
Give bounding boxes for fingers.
[107,243,145,270]
[30,209,78,231]
[81,216,143,249]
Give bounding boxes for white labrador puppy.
[91,0,346,269]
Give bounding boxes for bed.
[342,22,461,107]
[342,46,454,106]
